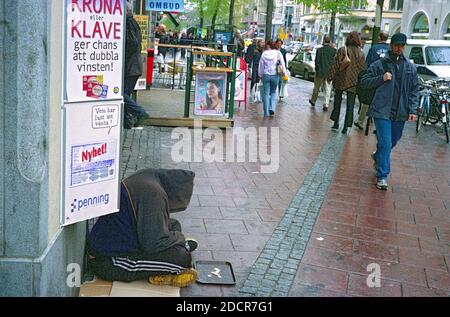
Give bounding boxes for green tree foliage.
[296,0,366,14]
[187,0,246,29]
[296,0,368,41]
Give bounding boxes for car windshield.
[425,47,450,65]
[304,53,313,62]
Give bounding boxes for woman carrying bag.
[251,39,264,101]
[258,40,287,117]
[327,32,366,134]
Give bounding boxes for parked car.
[363,39,450,81]
[288,50,315,81]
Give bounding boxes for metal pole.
[266,0,273,42]
[184,52,193,118]
[172,47,176,90]
[372,0,384,46]
[229,53,237,120]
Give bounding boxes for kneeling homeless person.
[87,168,198,287]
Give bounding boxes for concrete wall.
[0,0,86,297]
[401,0,450,39]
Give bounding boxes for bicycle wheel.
[416,96,424,133]
[444,121,449,143]
[416,112,423,133]
[445,105,450,144]
[416,110,423,133]
[427,95,441,124]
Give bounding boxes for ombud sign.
[146,0,185,13]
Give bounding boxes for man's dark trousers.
[374,118,406,180]
[124,75,140,96]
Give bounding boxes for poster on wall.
[194,72,227,116]
[214,32,232,45]
[62,101,122,226]
[64,0,125,102]
[62,0,124,226]
[134,14,149,53]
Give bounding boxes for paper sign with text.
[62,101,122,226]
[65,0,124,101]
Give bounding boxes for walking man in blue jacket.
[360,33,419,190]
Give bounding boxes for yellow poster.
[134,15,149,53]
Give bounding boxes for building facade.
[1,0,86,296]
[298,0,403,47]
[401,0,450,40]
[241,0,302,40]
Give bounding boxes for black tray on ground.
[194,261,236,285]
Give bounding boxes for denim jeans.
[123,94,148,119]
[373,118,406,180]
[262,74,280,116]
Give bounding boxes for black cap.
[391,33,407,45]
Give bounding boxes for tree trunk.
[266,0,274,42]
[229,0,235,26]
[212,9,219,28]
[199,1,204,29]
[371,0,384,45]
[329,11,336,44]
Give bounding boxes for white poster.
[65,0,125,102]
[62,101,122,226]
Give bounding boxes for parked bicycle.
[435,79,450,143]
[416,78,450,143]
[416,80,439,133]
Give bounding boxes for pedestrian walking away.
[355,31,390,130]
[327,31,366,134]
[87,168,199,287]
[360,33,419,190]
[309,35,336,111]
[251,39,264,99]
[275,39,288,99]
[258,40,287,117]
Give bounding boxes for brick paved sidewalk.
[290,124,450,297]
[121,77,450,297]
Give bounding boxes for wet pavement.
[121,75,450,297]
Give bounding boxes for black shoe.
[342,127,348,134]
[354,122,364,130]
[269,110,275,116]
[331,123,339,130]
[309,100,315,107]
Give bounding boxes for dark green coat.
[314,44,337,78]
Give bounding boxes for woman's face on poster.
[207,82,219,99]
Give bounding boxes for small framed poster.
[194,72,227,116]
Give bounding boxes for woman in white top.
[258,40,287,117]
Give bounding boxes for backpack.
[356,58,389,105]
